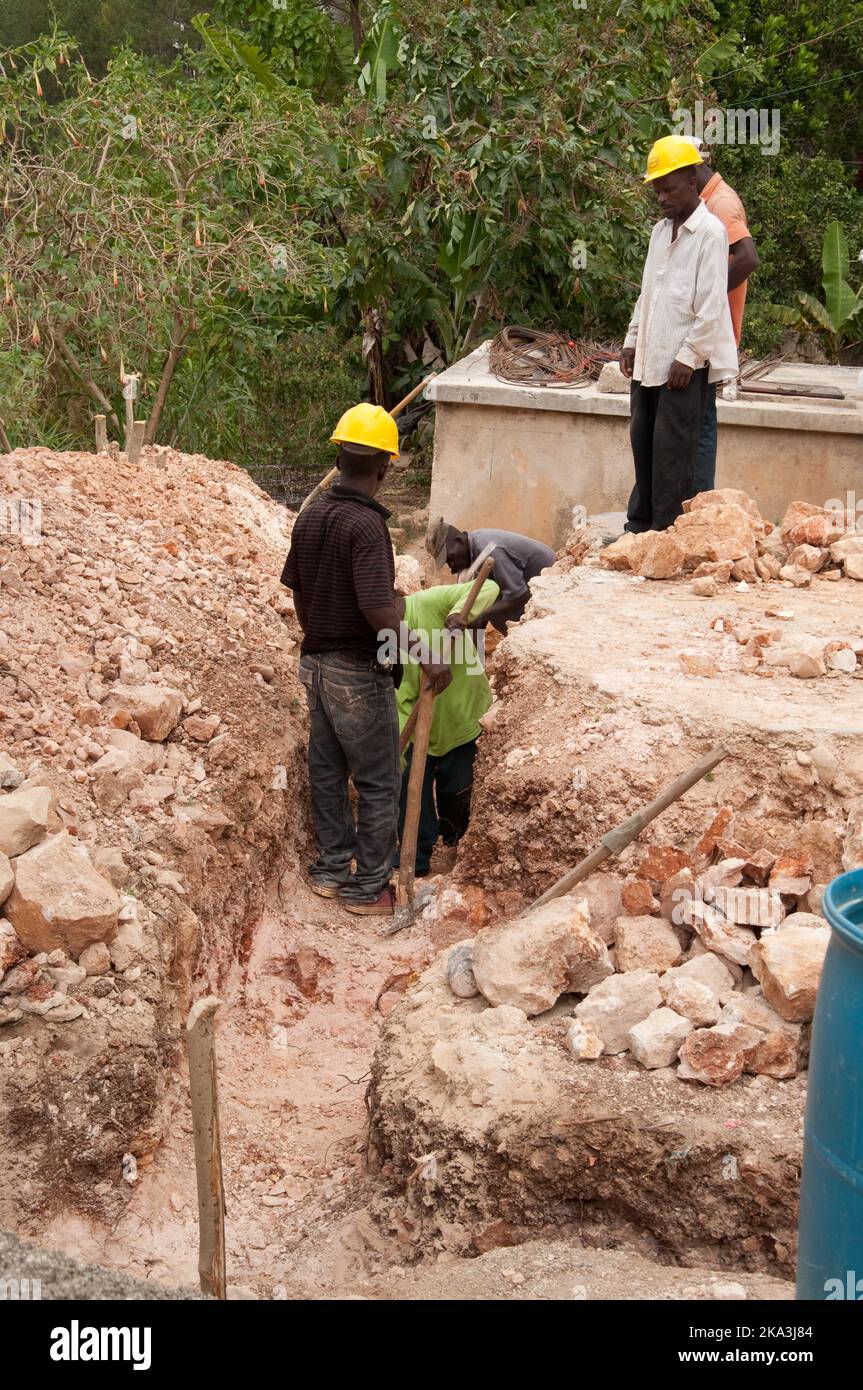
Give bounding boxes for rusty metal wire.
[489,326,619,388]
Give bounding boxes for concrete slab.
[428,345,863,547]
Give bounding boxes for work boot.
[306,867,352,898]
[343,885,396,917]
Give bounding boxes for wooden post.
[122,374,138,454]
[0,418,11,454]
[126,420,146,465]
[186,996,227,1300]
[94,415,108,454]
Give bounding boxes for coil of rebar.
[489,326,619,388]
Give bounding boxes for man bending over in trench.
[426,519,554,635]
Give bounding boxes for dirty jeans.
[694,382,718,494]
[626,368,709,532]
[396,739,478,876]
[298,652,400,900]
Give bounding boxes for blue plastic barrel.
[797,869,863,1300]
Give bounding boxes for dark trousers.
[694,382,718,494]
[298,652,400,899]
[396,739,478,876]
[626,367,709,532]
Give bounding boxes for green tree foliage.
[0,2,202,75]
[316,0,719,383]
[712,0,863,156]
[1,3,861,476]
[0,35,330,447]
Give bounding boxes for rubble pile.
[600,490,863,589]
[443,807,833,1086]
[0,443,309,1209]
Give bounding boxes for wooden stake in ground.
[0,418,11,453]
[186,996,227,1300]
[94,414,108,454]
[126,419,146,466]
[122,373,139,454]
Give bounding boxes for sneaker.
[343,885,396,917]
[306,874,350,899]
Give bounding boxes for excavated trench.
[3,454,858,1298]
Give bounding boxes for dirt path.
[41,868,441,1298]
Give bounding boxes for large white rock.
[667,953,738,1003]
[471,898,613,1016]
[613,915,683,973]
[711,886,784,930]
[103,682,184,741]
[660,974,721,1026]
[573,969,662,1054]
[629,1007,693,1068]
[90,748,144,812]
[748,922,829,1022]
[0,852,13,906]
[4,832,121,956]
[0,753,23,789]
[393,553,423,595]
[572,876,622,945]
[0,785,52,858]
[689,900,756,966]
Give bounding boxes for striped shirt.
[281,486,395,658]
[624,199,738,388]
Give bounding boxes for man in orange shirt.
[687,139,759,491]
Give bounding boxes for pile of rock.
[0,441,317,1204]
[697,610,863,681]
[0,756,145,1029]
[445,808,832,1086]
[601,490,863,589]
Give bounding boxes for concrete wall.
[427,349,863,548]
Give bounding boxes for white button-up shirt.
[624,200,739,388]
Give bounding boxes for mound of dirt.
[0,444,307,1226]
[369,957,804,1273]
[368,547,863,1274]
[456,567,863,901]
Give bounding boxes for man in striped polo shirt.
[281,403,450,916]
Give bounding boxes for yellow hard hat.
[643,134,703,183]
[330,402,399,460]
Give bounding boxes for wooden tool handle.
[389,373,437,418]
[299,464,339,513]
[457,554,495,621]
[529,744,728,910]
[397,681,435,905]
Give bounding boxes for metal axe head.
[380,880,437,937]
[458,540,497,583]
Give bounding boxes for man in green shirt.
[395,578,498,877]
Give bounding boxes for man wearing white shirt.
[619,135,738,532]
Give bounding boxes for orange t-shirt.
[700,172,751,346]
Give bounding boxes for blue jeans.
[298,652,400,900]
[694,382,718,494]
